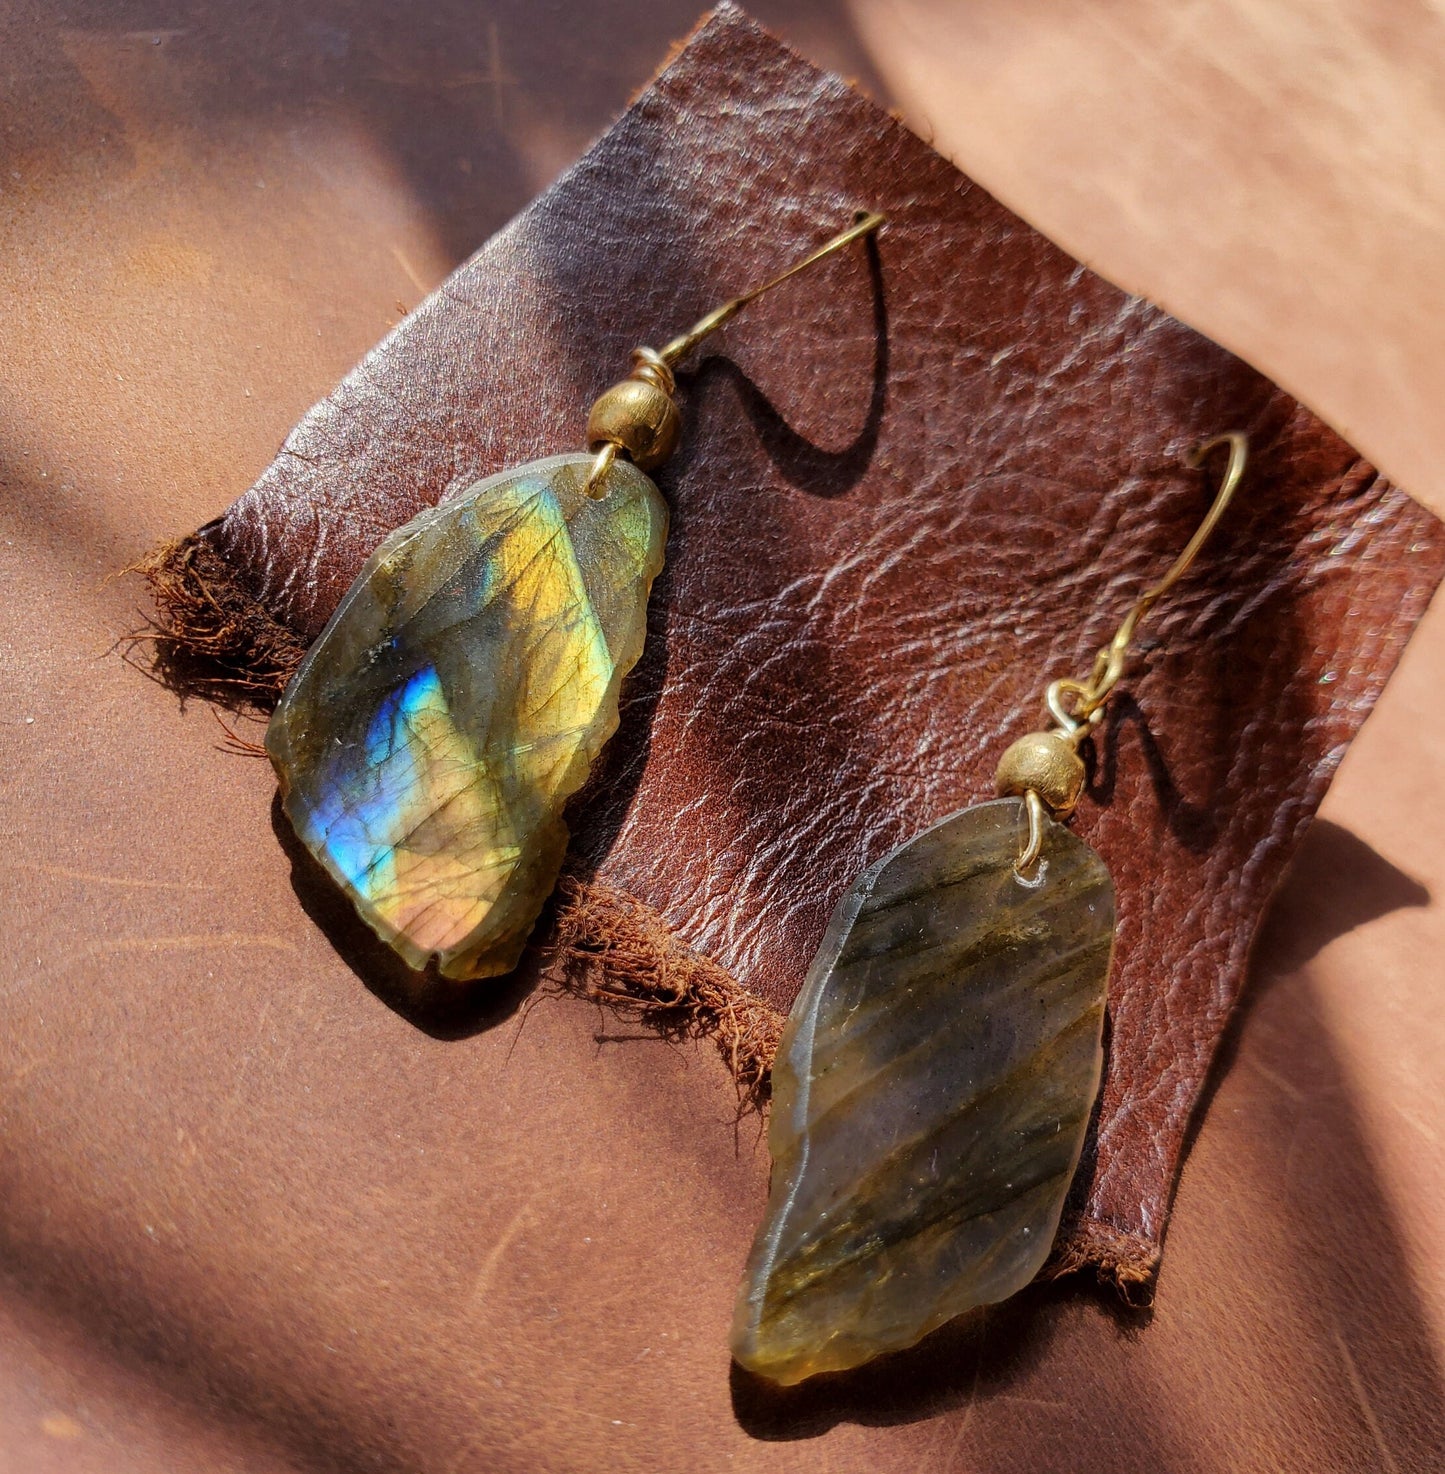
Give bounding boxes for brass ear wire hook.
[584,211,887,494]
[655,210,887,366]
[1044,431,1248,739]
[1002,431,1249,874]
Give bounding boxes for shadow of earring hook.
[684,221,890,500]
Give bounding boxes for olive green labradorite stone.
[265,453,667,981]
[732,798,1114,1384]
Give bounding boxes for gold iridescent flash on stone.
[267,458,667,979]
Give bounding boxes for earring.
[731,434,1249,1385]
[264,213,885,982]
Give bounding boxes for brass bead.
[586,379,682,472]
[995,731,1086,816]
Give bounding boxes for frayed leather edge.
[1043,1217,1160,1306]
[128,533,303,708]
[547,873,785,1110]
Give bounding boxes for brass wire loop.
[1016,790,1050,876]
[1001,432,1249,875]
[584,210,886,495]
[586,441,619,493]
[628,347,676,396]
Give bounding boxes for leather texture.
[7,2,1445,1471]
[191,5,1445,1285]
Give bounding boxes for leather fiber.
[150,4,1445,1290]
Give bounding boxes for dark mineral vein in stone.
[732,797,1115,1384]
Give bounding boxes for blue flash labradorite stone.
[732,798,1115,1384]
[265,453,668,980]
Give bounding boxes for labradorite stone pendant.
[263,213,889,983]
[266,453,668,980]
[732,798,1115,1385]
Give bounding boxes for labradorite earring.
[265,212,886,981]
[731,434,1248,1385]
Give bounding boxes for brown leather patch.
[146,4,1445,1287]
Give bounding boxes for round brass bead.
[995,731,1086,816]
[586,379,682,471]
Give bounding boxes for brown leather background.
[183,4,1443,1285]
[5,2,1445,1471]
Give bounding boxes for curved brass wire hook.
[655,211,887,367]
[1044,431,1248,739]
[584,211,886,494]
[1014,431,1249,875]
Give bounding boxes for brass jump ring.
[1014,789,1048,878]
[1045,679,1102,744]
[584,441,619,498]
